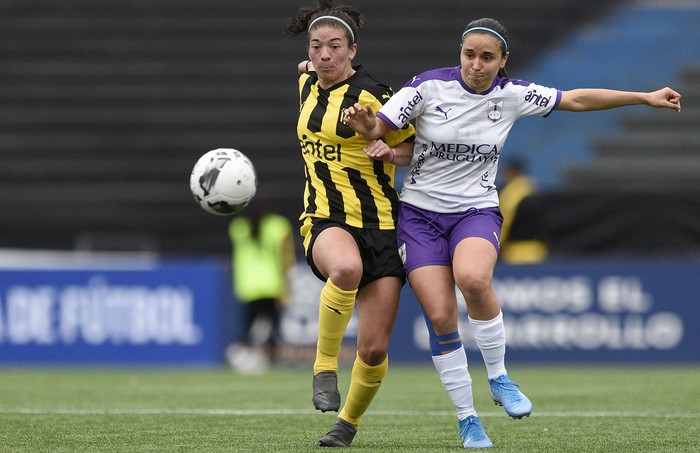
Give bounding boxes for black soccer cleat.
[318,418,357,447]
[313,371,341,412]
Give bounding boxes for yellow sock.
[339,354,388,426]
[313,279,357,375]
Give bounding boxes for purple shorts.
[397,203,503,274]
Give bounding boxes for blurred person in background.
[498,159,547,263]
[285,0,415,447]
[226,197,295,373]
[345,17,681,448]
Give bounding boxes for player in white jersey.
[383,66,559,213]
[345,17,681,449]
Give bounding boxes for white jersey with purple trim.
[376,66,561,213]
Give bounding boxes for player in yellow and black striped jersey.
[285,1,416,448]
[297,66,414,234]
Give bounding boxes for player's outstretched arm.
[558,87,681,113]
[344,103,391,140]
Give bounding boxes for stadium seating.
[498,2,700,257]
[563,64,700,192]
[0,0,629,254]
[505,2,700,192]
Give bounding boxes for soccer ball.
[190,148,257,215]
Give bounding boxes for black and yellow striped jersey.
[296,66,415,232]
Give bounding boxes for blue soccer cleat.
[458,415,494,449]
[489,374,533,419]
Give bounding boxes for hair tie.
[461,27,508,51]
[309,15,355,43]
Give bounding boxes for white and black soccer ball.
[190,148,257,215]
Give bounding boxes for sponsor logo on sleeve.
[397,90,424,124]
[524,89,552,108]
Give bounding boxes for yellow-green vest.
[229,214,292,302]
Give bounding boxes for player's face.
[308,25,357,89]
[459,33,509,93]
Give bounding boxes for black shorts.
[305,219,406,288]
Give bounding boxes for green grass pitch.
[0,364,698,452]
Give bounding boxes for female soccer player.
[345,17,681,448]
[284,0,415,447]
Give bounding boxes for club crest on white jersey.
[487,100,503,122]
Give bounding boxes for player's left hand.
[363,140,394,163]
[650,87,682,113]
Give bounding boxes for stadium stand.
[564,64,700,192]
[506,1,700,192]
[0,0,640,255]
[502,2,700,258]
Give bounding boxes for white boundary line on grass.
[1,408,699,418]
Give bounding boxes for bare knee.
[455,271,492,301]
[427,309,457,335]
[327,261,362,290]
[357,340,388,366]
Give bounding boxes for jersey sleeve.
[376,83,426,132]
[382,120,416,148]
[513,81,562,118]
[358,84,416,148]
[298,72,315,108]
